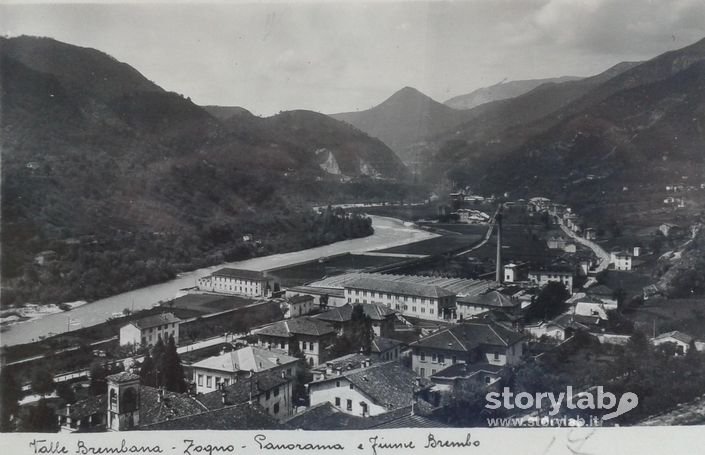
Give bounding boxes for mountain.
[202,105,255,122]
[331,87,473,165]
[426,37,705,215]
[444,76,582,110]
[1,36,408,308]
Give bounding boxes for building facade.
[119,313,181,347]
[198,268,271,297]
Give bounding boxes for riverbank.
[0,215,437,347]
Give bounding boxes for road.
[558,220,610,272]
[454,205,501,256]
[1,215,436,347]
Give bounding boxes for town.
[3,184,704,432]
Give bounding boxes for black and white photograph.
[1,0,704,451]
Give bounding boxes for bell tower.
[107,372,141,431]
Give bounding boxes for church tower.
[107,372,141,431]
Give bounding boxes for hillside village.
[2,8,705,438]
[4,186,705,432]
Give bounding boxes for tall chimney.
[495,212,503,284]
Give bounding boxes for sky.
[1,0,704,116]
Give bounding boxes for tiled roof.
[56,386,207,426]
[371,336,404,354]
[57,395,107,419]
[338,362,433,410]
[286,286,345,298]
[140,402,287,430]
[197,370,291,410]
[254,316,335,338]
[458,290,518,308]
[312,353,369,375]
[410,322,524,352]
[655,331,694,345]
[431,362,504,379]
[288,294,315,304]
[139,386,208,425]
[285,402,440,430]
[190,346,299,373]
[129,313,181,330]
[308,272,493,298]
[106,372,140,383]
[212,268,266,281]
[345,277,456,299]
[314,303,396,323]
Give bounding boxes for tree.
[349,305,373,355]
[56,382,76,404]
[89,361,107,395]
[526,282,570,321]
[140,352,156,387]
[161,335,187,393]
[627,330,649,354]
[0,369,21,431]
[22,399,57,432]
[31,367,55,397]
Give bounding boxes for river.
[0,215,436,347]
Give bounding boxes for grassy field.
[168,293,254,315]
[268,253,408,287]
[376,234,483,255]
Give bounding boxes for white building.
[652,331,695,356]
[119,313,181,347]
[343,276,456,321]
[409,322,524,379]
[528,270,574,294]
[307,361,432,417]
[284,294,316,318]
[610,251,632,271]
[191,346,300,394]
[198,268,271,297]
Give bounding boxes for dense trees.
[525,282,570,321]
[0,369,21,431]
[331,305,373,357]
[139,335,187,392]
[89,361,108,395]
[30,367,54,397]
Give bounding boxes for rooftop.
[212,268,266,281]
[307,272,494,298]
[313,361,433,411]
[106,372,140,383]
[458,290,519,308]
[140,402,286,430]
[285,402,444,430]
[190,346,299,374]
[128,313,181,330]
[288,294,315,304]
[254,316,336,338]
[346,277,455,299]
[371,336,404,354]
[410,322,524,352]
[314,303,396,323]
[431,362,504,380]
[197,370,291,410]
[654,330,694,345]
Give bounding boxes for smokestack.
[496,212,503,284]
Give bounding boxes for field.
[628,297,705,338]
[168,293,254,315]
[268,253,409,287]
[377,234,483,255]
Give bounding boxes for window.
[438,354,445,364]
[349,383,354,390]
[206,376,212,387]
[431,369,436,375]
[274,386,280,397]
[309,357,314,366]
[430,309,434,315]
[265,391,271,400]
[361,402,368,416]
[336,381,341,387]
[432,353,437,363]
[452,356,457,364]
[273,403,280,414]
[420,351,426,361]
[197,374,203,386]
[485,376,492,384]
[335,397,341,407]
[420,368,425,377]
[347,399,352,411]
[280,341,285,349]
[494,352,500,360]
[309,342,314,351]
[223,378,229,386]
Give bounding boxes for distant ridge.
[444,76,583,110]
